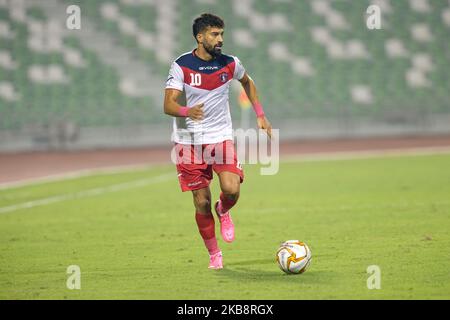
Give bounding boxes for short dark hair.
[192,13,225,41]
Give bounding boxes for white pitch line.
[0,163,167,191]
[0,172,174,215]
[2,146,450,190]
[280,146,450,163]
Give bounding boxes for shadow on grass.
[214,258,333,284]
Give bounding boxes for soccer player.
[164,13,272,269]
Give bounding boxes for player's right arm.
[163,89,204,121]
[164,60,203,121]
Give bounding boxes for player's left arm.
[239,73,272,139]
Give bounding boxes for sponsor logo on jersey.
[220,72,228,83]
[199,66,219,71]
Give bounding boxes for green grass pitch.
[1,153,449,299]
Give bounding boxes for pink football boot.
[208,251,223,269]
[215,201,235,243]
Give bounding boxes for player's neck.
[194,46,214,62]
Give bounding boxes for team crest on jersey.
[219,72,228,83]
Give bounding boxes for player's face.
[200,27,224,57]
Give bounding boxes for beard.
[204,42,222,58]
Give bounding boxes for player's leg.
[192,185,212,214]
[192,186,222,269]
[175,143,222,268]
[216,171,240,214]
[212,140,244,243]
[214,171,240,243]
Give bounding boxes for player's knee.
[194,196,211,212]
[222,184,240,201]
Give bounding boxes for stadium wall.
[1,114,450,152]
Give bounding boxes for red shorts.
[174,140,244,192]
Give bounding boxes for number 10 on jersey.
[189,73,202,86]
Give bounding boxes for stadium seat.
[0,0,449,133]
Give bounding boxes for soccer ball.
[276,240,312,274]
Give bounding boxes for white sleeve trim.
[165,62,184,91]
[233,56,246,80]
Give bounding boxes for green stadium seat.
[0,0,449,132]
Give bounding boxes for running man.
[164,13,272,269]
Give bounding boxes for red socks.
[217,192,237,215]
[195,213,220,255]
[195,192,238,255]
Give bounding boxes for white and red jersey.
[165,50,246,145]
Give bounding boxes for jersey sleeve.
[165,61,184,91]
[233,56,246,80]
